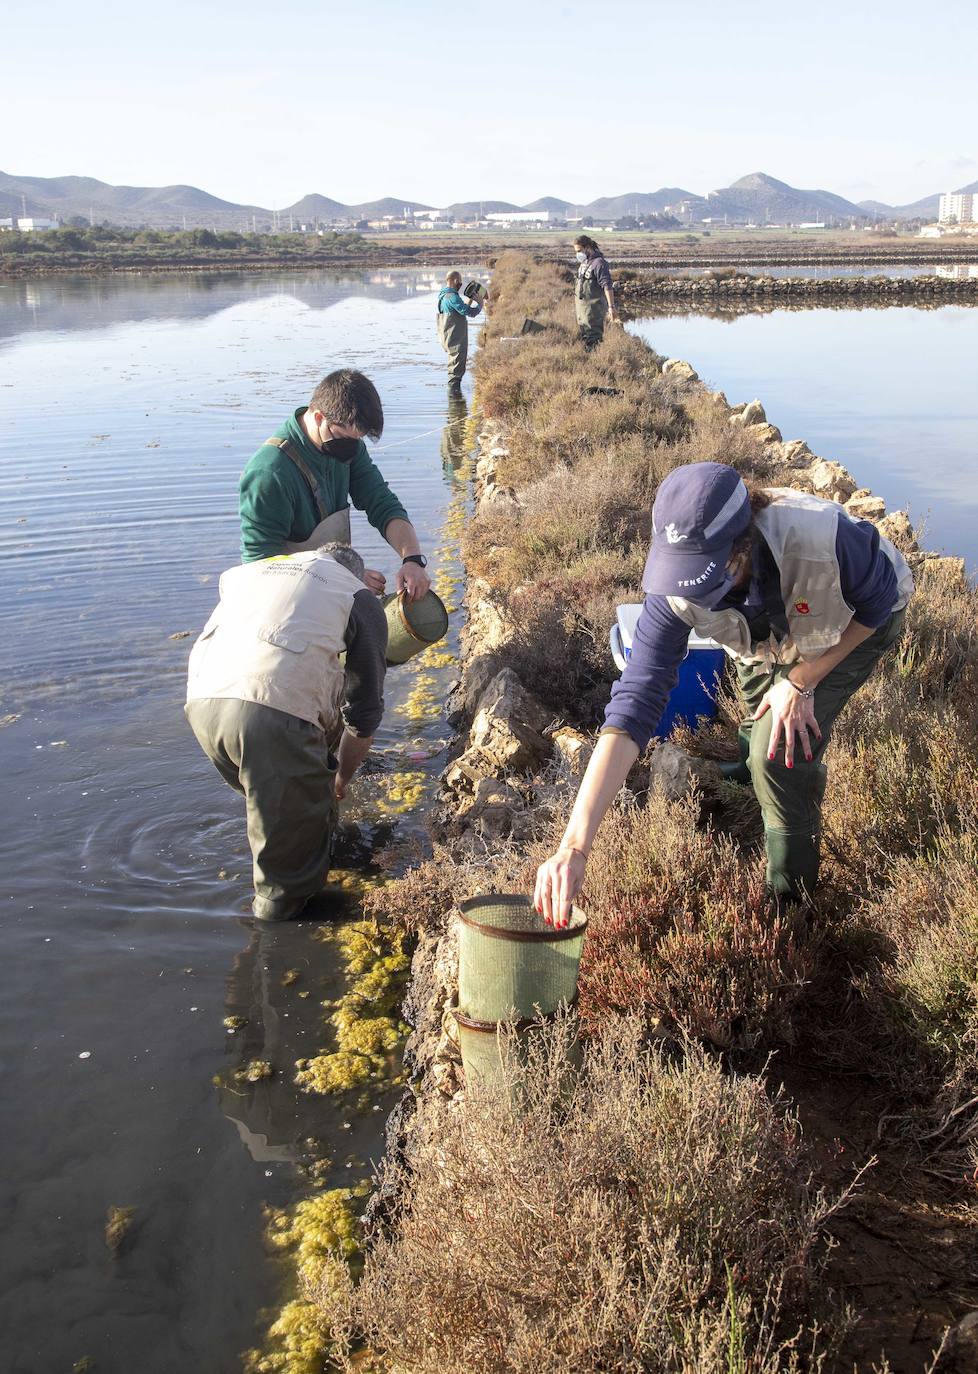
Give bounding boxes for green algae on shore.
[295,920,410,1096]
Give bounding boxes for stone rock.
[749,422,782,445]
[487,445,510,459]
[780,439,813,468]
[939,1310,978,1371]
[475,454,497,483]
[464,580,510,654]
[662,358,699,382]
[877,509,919,552]
[467,668,551,775]
[401,920,461,1085]
[731,398,766,427]
[647,742,711,803]
[551,727,594,776]
[480,481,521,510]
[457,777,524,838]
[920,554,968,587]
[707,389,729,410]
[807,458,857,503]
[845,490,886,521]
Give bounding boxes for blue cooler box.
[610,603,726,739]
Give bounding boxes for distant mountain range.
[1,167,970,229]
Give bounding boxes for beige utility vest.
[667,489,915,667]
[186,551,366,730]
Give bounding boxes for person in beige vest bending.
[185,543,388,922]
[238,369,431,600]
[535,461,914,924]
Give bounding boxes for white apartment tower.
[938,192,977,224]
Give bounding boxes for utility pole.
[182,213,187,231]
[89,205,94,226]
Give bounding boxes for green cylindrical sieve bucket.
[381,590,450,665]
[457,894,587,1025]
[454,1007,583,1096]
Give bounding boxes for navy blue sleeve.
[342,589,388,737]
[602,595,691,751]
[836,516,898,628]
[591,256,613,292]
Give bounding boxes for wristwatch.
[402,554,428,569]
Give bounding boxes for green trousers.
[438,310,468,387]
[185,698,338,921]
[732,610,905,901]
[575,293,607,350]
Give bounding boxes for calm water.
[0,269,482,1373]
[653,262,978,280]
[630,305,978,565]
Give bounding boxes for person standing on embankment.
[238,368,431,601]
[185,543,387,922]
[535,462,915,924]
[437,272,485,395]
[573,234,617,349]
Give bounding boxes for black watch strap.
[402,553,428,568]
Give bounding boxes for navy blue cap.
[643,462,751,598]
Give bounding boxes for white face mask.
[575,250,587,263]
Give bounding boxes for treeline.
[0,224,374,259]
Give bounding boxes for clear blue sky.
[6,0,976,208]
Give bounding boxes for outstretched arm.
[534,730,640,927]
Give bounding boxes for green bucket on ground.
[454,894,587,1091]
[457,894,587,1024]
[381,590,449,665]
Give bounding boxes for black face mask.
[320,436,360,463]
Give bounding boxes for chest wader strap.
[264,436,330,523]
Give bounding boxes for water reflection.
[936,264,978,281]
[0,268,479,1374]
[0,268,455,342]
[629,303,978,567]
[440,393,469,475]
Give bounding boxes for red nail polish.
[787,761,793,769]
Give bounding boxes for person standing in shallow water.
[437,272,485,395]
[238,368,431,601]
[573,234,617,349]
[535,462,915,925]
[185,543,387,922]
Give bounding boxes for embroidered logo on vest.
[664,523,688,545]
[794,600,811,615]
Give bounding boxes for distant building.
[485,211,550,225]
[939,192,977,225]
[1,216,60,231]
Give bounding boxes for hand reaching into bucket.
[535,846,588,929]
[363,568,386,596]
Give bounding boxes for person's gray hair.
[317,542,365,580]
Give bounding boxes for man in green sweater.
[238,369,431,600]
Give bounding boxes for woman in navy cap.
[535,461,914,925]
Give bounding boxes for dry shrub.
[578,789,817,1048]
[319,1018,842,1374]
[846,822,978,1099]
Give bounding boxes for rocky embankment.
[619,270,978,305]
[392,353,964,1122]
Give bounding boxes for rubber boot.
[764,826,820,905]
[720,732,751,786]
